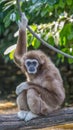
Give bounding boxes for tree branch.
[16,0,73,59]
[0,108,73,130]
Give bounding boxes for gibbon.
[14,13,65,121]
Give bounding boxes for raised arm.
[14,13,28,67]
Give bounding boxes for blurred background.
[0,0,73,113]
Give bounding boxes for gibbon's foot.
[25,111,39,122]
[17,110,29,120]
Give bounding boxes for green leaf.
[31,24,37,31]
[4,19,11,28]
[29,3,42,13]
[68,58,73,64]
[59,0,65,8]
[67,32,73,40]
[27,34,33,47]
[60,36,66,46]
[41,8,48,17]
[60,23,73,45]
[48,0,57,5]
[0,0,13,4]
[9,50,14,60]
[66,0,72,6]
[32,38,41,49]
[32,0,37,4]
[3,10,13,27]
[48,35,55,46]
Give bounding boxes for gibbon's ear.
[41,59,45,64]
[40,55,46,65]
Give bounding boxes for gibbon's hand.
[16,82,29,95]
[18,13,28,31]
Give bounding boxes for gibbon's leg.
[17,91,29,119]
[27,88,53,116]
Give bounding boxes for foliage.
[1,0,73,104]
[0,0,73,63]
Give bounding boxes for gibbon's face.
[25,59,39,74]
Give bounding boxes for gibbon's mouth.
[28,68,37,74]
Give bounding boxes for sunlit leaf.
[31,25,37,31]
[32,38,41,49]
[9,50,14,60]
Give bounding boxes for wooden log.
[0,107,73,130]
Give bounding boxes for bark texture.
[0,108,73,130]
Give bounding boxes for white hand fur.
[16,82,29,95]
[18,13,28,31]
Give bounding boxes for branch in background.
[27,26,73,59]
[16,0,73,59]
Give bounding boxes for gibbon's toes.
[25,111,39,122]
[17,110,29,120]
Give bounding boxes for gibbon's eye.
[25,59,31,67]
[25,59,39,68]
[26,61,31,66]
[32,61,37,66]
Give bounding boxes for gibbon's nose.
[29,66,35,72]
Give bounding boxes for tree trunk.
[0,108,73,130]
